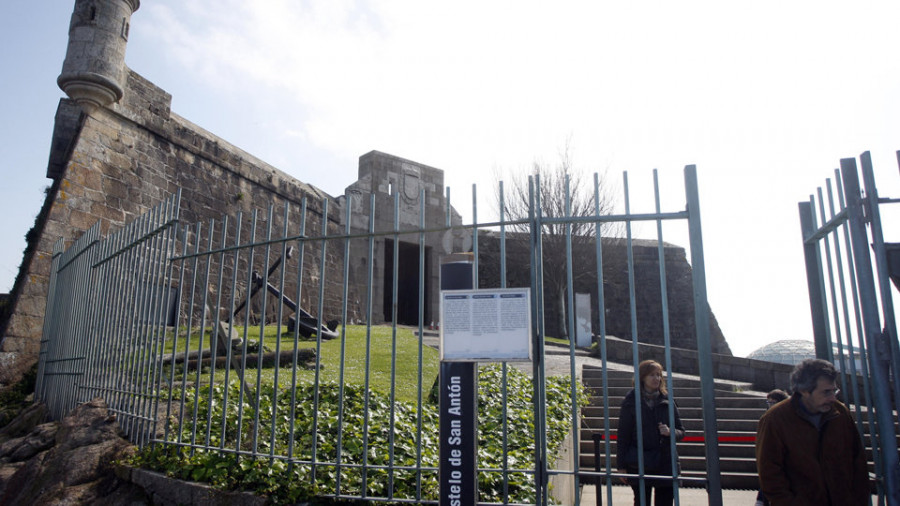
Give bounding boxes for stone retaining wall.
[600,335,793,392]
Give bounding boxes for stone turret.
[57,0,140,109]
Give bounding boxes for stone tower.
[57,0,140,109]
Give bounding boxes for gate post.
[683,165,723,506]
[798,201,833,360]
[439,255,478,506]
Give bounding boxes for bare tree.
[496,145,619,339]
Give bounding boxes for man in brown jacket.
[756,358,869,506]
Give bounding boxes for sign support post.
[439,255,477,506]
[438,254,531,505]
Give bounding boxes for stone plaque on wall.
[575,292,592,347]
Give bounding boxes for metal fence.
[35,166,723,505]
[799,151,900,505]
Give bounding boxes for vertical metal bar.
[220,211,242,449]
[252,206,275,456]
[44,237,66,416]
[148,195,180,447]
[97,233,120,413]
[100,230,122,414]
[117,215,141,432]
[96,231,117,418]
[842,157,900,503]
[824,181,863,413]
[269,203,291,460]
[131,204,158,443]
[102,227,125,416]
[66,223,99,415]
[446,187,452,227]
[530,174,549,505]
[82,235,107,404]
[108,221,134,425]
[51,239,70,417]
[360,194,375,497]
[127,215,149,441]
[60,232,84,416]
[115,223,140,419]
[816,186,849,395]
[207,215,228,450]
[178,223,201,448]
[235,208,259,453]
[136,204,165,444]
[653,170,680,504]
[164,225,190,442]
[593,172,613,506]
[125,213,154,436]
[73,228,93,408]
[287,199,307,463]
[623,171,647,506]
[35,239,64,402]
[340,197,352,412]
[119,221,142,421]
[683,165,722,506]
[416,187,426,502]
[472,183,479,285]
[387,190,401,499]
[499,180,511,502]
[191,220,215,451]
[799,199,833,361]
[311,199,328,483]
[562,174,581,503]
[335,198,351,494]
[66,224,93,412]
[151,190,181,448]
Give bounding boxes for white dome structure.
[748,339,863,374]
[747,339,817,365]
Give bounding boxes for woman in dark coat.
[616,359,685,506]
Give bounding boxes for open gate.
[799,151,900,505]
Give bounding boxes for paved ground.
[580,484,759,505]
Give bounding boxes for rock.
[0,398,149,505]
[0,402,48,444]
[55,398,121,449]
[0,421,58,462]
[0,461,24,498]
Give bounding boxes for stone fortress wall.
[0,0,730,388]
[476,233,732,355]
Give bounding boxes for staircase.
[579,364,768,489]
[579,363,893,492]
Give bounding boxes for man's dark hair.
[767,389,788,402]
[790,358,837,394]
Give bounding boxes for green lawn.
[164,324,439,402]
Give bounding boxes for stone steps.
[578,363,886,490]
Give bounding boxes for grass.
[162,324,574,402]
[544,335,572,346]
[165,324,439,402]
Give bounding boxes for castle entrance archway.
[383,238,430,325]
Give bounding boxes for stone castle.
[0,0,730,387]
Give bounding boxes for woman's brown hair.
[634,359,667,396]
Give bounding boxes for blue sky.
[2,0,900,357]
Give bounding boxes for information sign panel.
[439,288,532,361]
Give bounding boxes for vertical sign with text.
[439,361,477,505]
